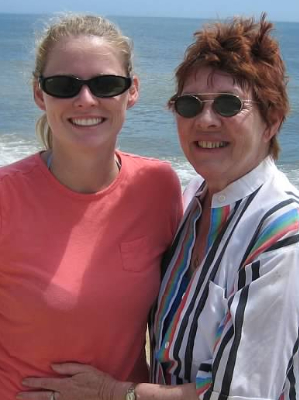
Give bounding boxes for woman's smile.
[196,140,229,149]
[69,117,105,127]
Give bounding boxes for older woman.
[20,13,299,400]
[151,12,299,400]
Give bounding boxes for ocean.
[0,13,298,188]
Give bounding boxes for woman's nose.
[194,102,222,129]
[73,85,98,108]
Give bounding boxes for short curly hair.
[170,13,289,159]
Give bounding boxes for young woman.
[0,14,182,399]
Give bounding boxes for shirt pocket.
[193,280,228,363]
[120,236,153,272]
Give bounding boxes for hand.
[17,363,119,400]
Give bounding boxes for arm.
[19,246,299,400]
[115,381,198,400]
[195,243,299,400]
[19,363,199,400]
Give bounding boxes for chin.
[193,163,223,178]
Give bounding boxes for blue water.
[0,14,298,187]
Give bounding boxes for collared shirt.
[152,157,299,400]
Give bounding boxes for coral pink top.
[0,151,182,399]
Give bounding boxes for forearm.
[114,381,198,400]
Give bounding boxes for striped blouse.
[151,157,299,400]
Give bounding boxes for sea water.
[0,14,298,188]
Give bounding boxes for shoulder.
[242,164,299,236]
[0,154,40,185]
[258,166,299,212]
[118,151,181,187]
[119,151,174,170]
[262,175,299,233]
[0,154,42,239]
[244,169,299,262]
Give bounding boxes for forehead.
[182,66,249,96]
[52,35,110,51]
[44,35,125,76]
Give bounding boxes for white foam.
[278,163,299,189]
[0,138,298,190]
[166,158,198,189]
[0,133,40,166]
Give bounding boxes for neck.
[43,147,120,194]
[205,155,268,196]
[201,190,212,210]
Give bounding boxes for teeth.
[198,141,227,149]
[71,118,103,126]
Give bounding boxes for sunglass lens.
[175,95,203,118]
[214,94,242,117]
[91,76,131,97]
[43,76,80,98]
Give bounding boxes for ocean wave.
[0,133,40,166]
[0,136,298,190]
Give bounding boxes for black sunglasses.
[171,93,256,118]
[38,75,132,99]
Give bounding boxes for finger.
[51,362,97,375]
[22,377,64,390]
[17,391,56,400]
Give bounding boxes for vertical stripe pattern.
[151,158,299,400]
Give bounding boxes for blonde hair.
[33,14,134,149]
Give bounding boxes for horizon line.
[0,11,299,24]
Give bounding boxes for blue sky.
[1,0,299,22]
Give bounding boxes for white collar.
[185,157,278,209]
[210,156,277,207]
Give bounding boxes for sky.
[1,0,299,22]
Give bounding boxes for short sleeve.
[196,244,299,400]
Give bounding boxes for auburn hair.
[170,13,289,159]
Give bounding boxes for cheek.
[176,117,189,137]
[111,97,128,113]
[115,104,128,120]
[176,127,188,148]
[43,97,64,114]
[43,100,67,129]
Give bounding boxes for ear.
[263,115,283,143]
[126,75,139,109]
[33,80,46,111]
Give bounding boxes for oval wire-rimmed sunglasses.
[38,74,132,99]
[170,93,257,118]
